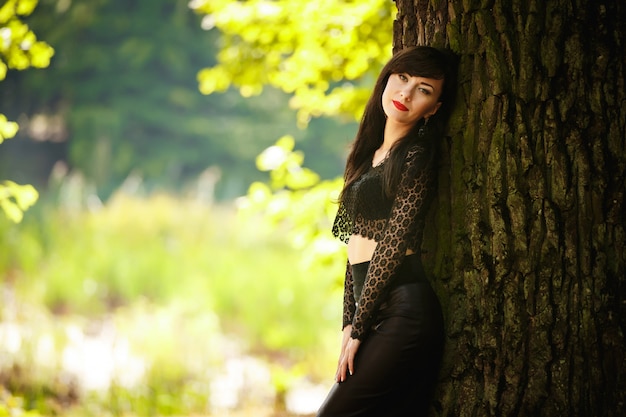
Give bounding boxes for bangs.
[405,66,445,79]
[391,59,445,79]
[388,48,448,80]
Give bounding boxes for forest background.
[4,0,624,416]
[0,0,396,416]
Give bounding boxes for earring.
[418,118,429,138]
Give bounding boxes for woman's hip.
[377,282,441,317]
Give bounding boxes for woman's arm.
[342,258,356,330]
[349,146,435,340]
[335,260,356,381]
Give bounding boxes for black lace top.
[331,145,435,340]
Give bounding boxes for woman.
[317,46,458,416]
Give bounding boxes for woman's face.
[381,73,443,128]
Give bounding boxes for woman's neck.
[381,121,411,150]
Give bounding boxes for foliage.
[0,172,342,362]
[191,0,394,126]
[1,0,356,200]
[0,0,53,78]
[6,0,262,197]
[0,388,42,417]
[0,0,52,222]
[0,174,343,414]
[0,296,219,416]
[0,180,38,222]
[239,136,345,269]
[0,114,18,142]
[189,0,384,301]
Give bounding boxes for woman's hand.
[334,326,352,382]
[335,326,362,383]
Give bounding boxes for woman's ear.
[427,102,442,118]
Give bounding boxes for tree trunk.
[393,0,626,416]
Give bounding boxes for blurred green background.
[0,0,393,415]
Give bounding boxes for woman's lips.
[392,100,409,111]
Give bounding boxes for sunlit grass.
[0,187,342,416]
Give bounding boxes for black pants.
[317,257,444,417]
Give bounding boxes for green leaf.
[27,40,54,67]
[0,198,24,223]
[0,114,19,142]
[285,167,320,189]
[16,0,38,16]
[192,0,394,122]
[0,181,39,223]
[0,1,17,24]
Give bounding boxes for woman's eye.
[399,74,408,81]
[419,88,431,95]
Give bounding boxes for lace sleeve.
[332,197,352,244]
[350,146,434,340]
[342,258,356,329]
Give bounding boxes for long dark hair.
[340,46,458,200]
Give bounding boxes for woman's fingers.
[336,338,361,382]
[334,353,345,382]
[348,338,361,376]
[334,349,345,381]
[347,348,355,376]
[335,345,348,382]
[334,327,353,382]
[347,341,356,376]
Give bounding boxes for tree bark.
[393,0,626,415]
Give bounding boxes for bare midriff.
[347,234,415,265]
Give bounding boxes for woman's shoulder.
[404,141,432,163]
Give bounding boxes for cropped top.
[332,144,435,340]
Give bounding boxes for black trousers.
[317,258,444,417]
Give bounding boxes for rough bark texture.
[393,0,626,416]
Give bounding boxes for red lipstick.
[392,100,408,111]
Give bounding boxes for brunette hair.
[340,46,458,200]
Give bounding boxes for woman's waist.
[376,282,441,321]
[347,234,417,265]
[350,253,426,299]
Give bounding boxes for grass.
[0,186,344,416]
